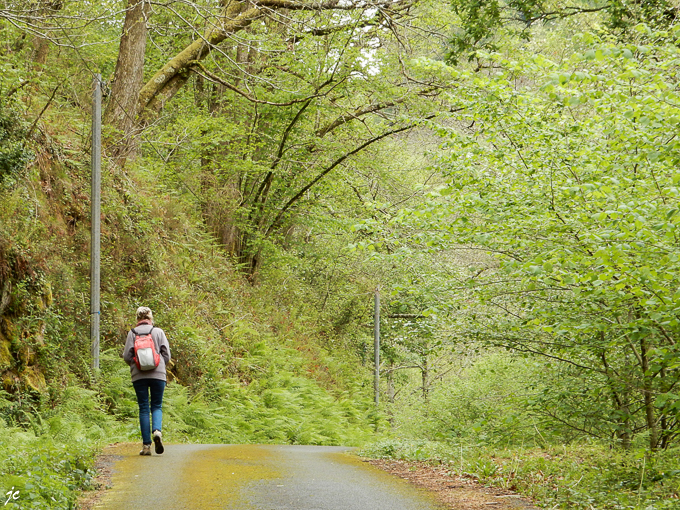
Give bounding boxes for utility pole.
[90,74,101,372]
[374,287,380,406]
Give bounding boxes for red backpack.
[132,326,160,371]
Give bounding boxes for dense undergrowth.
[359,351,680,509]
[361,439,680,510]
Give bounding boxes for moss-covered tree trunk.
[29,0,63,69]
[136,0,259,125]
[104,0,150,165]
[31,36,49,67]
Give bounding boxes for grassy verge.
[0,428,96,510]
[0,387,125,509]
[359,439,680,509]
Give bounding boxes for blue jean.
[132,379,166,445]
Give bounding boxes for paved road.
[95,444,446,510]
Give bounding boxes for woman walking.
[123,306,171,456]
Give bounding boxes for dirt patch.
[76,443,130,510]
[365,459,538,510]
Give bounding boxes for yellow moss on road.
[95,444,450,510]
[177,445,281,509]
[95,444,281,510]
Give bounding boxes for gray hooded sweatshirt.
[122,321,171,382]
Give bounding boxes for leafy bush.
[386,352,550,446]
[0,420,101,509]
[360,439,680,509]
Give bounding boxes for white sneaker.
[153,430,164,454]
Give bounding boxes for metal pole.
[374,288,380,406]
[91,74,101,371]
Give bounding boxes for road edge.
[76,443,133,510]
[364,458,539,510]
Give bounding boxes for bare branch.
[266,115,436,235]
[27,81,62,139]
[189,60,323,106]
[317,87,438,137]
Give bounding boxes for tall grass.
[0,387,124,509]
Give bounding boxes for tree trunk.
[421,356,429,404]
[29,0,63,68]
[137,1,260,123]
[387,362,395,404]
[387,360,395,425]
[640,338,659,450]
[600,348,632,448]
[201,175,246,260]
[615,396,633,449]
[31,36,49,67]
[195,43,259,275]
[236,236,261,279]
[104,0,150,164]
[658,368,671,449]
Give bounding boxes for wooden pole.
[374,288,380,406]
[91,74,101,372]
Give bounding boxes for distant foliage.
[448,0,680,61]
